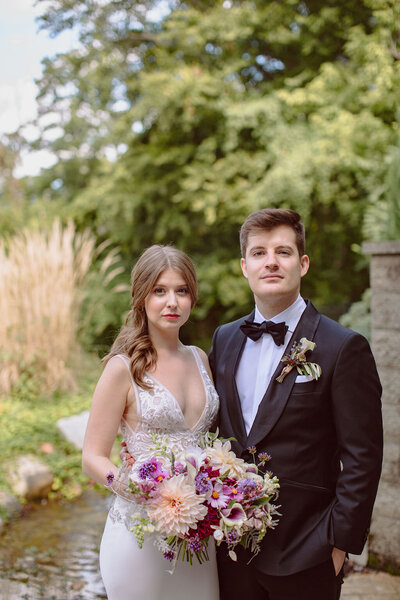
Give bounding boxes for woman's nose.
[166,291,177,307]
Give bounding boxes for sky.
[0,0,170,177]
[0,0,79,175]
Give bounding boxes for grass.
[368,553,400,576]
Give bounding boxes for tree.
[11,0,400,344]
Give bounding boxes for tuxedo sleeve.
[329,332,383,553]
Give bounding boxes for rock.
[9,455,54,500]
[0,490,23,517]
[57,410,90,450]
[349,540,368,567]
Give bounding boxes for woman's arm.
[82,356,132,486]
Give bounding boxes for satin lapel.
[246,301,321,448]
[223,311,254,448]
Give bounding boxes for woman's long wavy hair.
[103,245,198,389]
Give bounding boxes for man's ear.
[300,254,310,277]
[240,257,248,279]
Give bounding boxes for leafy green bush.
[339,288,371,340]
[0,355,107,505]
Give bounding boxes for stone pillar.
[362,240,400,569]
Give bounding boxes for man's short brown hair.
[240,208,306,257]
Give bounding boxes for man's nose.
[263,252,279,269]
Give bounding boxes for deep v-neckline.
[146,346,208,432]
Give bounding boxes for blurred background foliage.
[2,0,400,360]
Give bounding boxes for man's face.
[241,225,309,311]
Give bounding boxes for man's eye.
[253,251,264,257]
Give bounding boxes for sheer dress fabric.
[99,348,220,600]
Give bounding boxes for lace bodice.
[109,347,219,527]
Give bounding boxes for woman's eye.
[177,288,189,295]
[153,287,165,294]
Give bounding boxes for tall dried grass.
[0,220,103,394]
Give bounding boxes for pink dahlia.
[148,474,208,537]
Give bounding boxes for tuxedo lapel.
[223,312,253,448]
[246,301,321,448]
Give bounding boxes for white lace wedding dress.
[99,348,220,600]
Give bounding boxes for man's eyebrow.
[249,245,266,252]
[249,244,294,251]
[275,244,294,251]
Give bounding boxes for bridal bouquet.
[107,432,280,565]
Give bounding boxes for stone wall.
[363,240,400,568]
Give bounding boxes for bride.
[82,245,220,600]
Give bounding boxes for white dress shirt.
[235,295,306,435]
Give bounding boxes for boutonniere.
[276,337,322,384]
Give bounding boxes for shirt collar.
[254,295,306,333]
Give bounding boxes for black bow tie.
[240,319,288,346]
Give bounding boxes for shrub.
[0,220,125,394]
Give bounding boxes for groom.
[209,208,383,600]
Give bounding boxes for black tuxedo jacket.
[209,301,383,576]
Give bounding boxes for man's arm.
[330,332,383,554]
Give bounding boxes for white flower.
[207,439,247,479]
[213,529,224,542]
[298,337,316,355]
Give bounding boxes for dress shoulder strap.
[189,345,207,377]
[113,354,133,382]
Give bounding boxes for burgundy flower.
[188,506,219,540]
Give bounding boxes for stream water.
[0,490,109,600]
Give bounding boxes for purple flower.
[223,484,244,503]
[105,471,114,485]
[138,459,167,481]
[258,452,272,464]
[209,482,230,508]
[195,471,212,494]
[163,549,175,561]
[237,479,258,495]
[247,446,256,455]
[188,535,203,553]
[227,530,238,544]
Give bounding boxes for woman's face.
[144,268,192,334]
